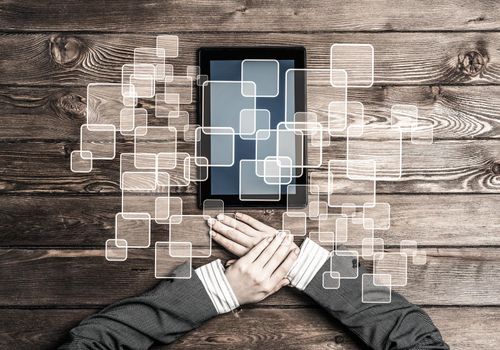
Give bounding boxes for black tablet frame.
[197,46,307,208]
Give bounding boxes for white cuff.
[287,238,330,291]
[195,259,240,314]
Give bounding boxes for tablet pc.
[197,46,307,208]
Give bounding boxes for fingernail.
[266,236,273,242]
[209,230,217,237]
[293,248,300,255]
[235,212,241,218]
[277,231,285,238]
[217,213,225,221]
[207,218,216,225]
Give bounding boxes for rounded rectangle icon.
[201,81,256,131]
[105,238,128,262]
[156,196,183,225]
[134,126,177,170]
[80,124,116,160]
[169,215,212,258]
[239,159,281,201]
[330,250,359,279]
[120,108,148,137]
[203,199,224,218]
[282,212,307,236]
[156,35,179,58]
[412,251,427,265]
[165,75,194,105]
[195,127,235,167]
[70,150,93,173]
[155,241,192,279]
[322,271,341,289]
[318,213,347,243]
[155,93,180,118]
[286,184,319,215]
[362,273,392,303]
[241,59,280,97]
[330,44,374,88]
[362,237,385,260]
[115,212,151,248]
[121,63,155,98]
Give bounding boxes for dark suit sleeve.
[58,263,217,349]
[303,256,449,350]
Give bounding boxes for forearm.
[58,263,218,349]
[291,239,449,350]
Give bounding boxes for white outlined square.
[105,239,128,262]
[80,124,116,160]
[70,150,93,173]
[241,59,279,97]
[330,44,374,88]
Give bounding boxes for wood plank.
[1,85,500,141]
[0,0,498,32]
[1,139,499,194]
[0,307,498,350]
[1,32,499,86]
[1,248,499,306]
[1,194,499,247]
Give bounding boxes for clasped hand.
[207,213,300,305]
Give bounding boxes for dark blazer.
[59,259,449,349]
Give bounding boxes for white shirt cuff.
[287,238,330,291]
[195,259,240,314]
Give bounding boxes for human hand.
[207,212,299,257]
[224,231,299,305]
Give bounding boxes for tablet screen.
[209,59,296,196]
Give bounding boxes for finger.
[208,218,255,248]
[240,235,273,264]
[268,278,290,296]
[225,259,237,267]
[209,230,248,256]
[235,212,276,233]
[217,214,259,237]
[270,248,300,285]
[254,231,287,267]
[263,234,295,274]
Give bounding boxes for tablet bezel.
[197,46,307,208]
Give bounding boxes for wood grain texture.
[0,307,499,350]
[1,248,499,306]
[0,0,498,32]
[1,194,499,247]
[0,32,499,86]
[1,139,499,194]
[1,85,500,140]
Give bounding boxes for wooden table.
[1,1,499,349]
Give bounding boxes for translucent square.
[184,156,209,182]
[105,239,127,262]
[169,215,211,258]
[155,242,192,279]
[87,83,136,128]
[120,153,158,191]
[322,271,341,289]
[80,124,116,160]
[203,199,224,218]
[241,59,279,97]
[330,44,374,87]
[239,109,271,139]
[155,93,180,118]
[282,212,307,236]
[318,213,346,243]
[156,35,179,58]
[361,237,385,260]
[121,64,155,98]
[115,212,151,248]
[120,108,148,137]
[195,127,235,167]
[70,150,92,173]
[413,251,427,265]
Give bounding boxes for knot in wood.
[49,35,85,67]
[56,92,86,119]
[458,51,485,77]
[491,162,500,175]
[334,335,345,344]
